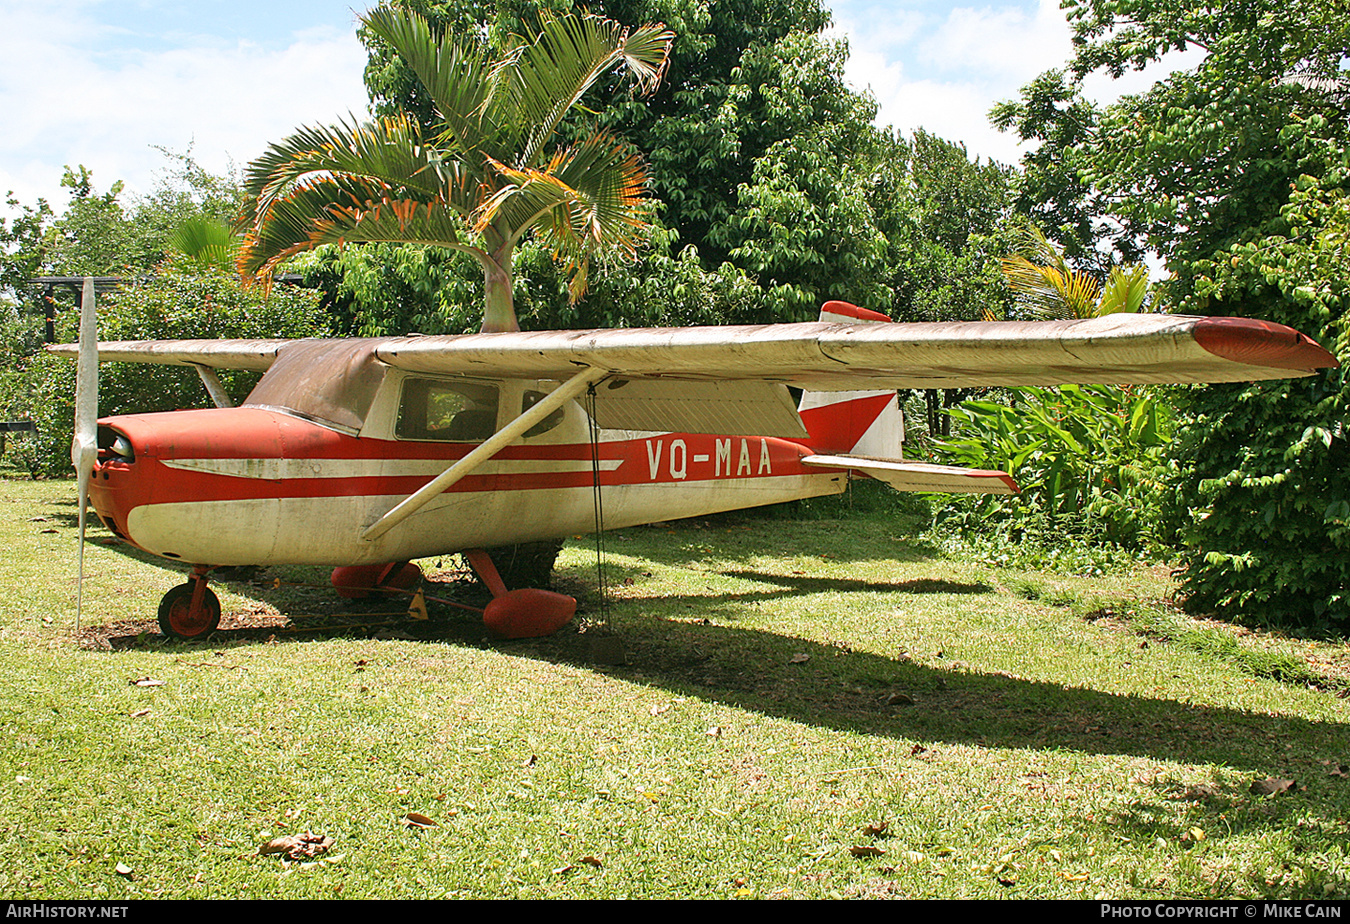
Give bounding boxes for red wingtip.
[821,300,894,323]
[1193,317,1339,372]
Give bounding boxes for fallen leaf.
[862,821,889,838]
[552,864,576,875]
[1250,778,1299,796]
[522,754,537,768]
[129,709,150,718]
[886,692,915,706]
[581,856,603,868]
[650,703,670,716]
[706,726,723,738]
[114,863,132,878]
[849,844,885,857]
[1321,761,1349,779]
[1181,783,1218,801]
[910,744,928,756]
[259,831,334,860]
[789,653,810,664]
[129,677,164,687]
[403,813,438,828]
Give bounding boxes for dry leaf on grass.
[1250,778,1300,796]
[259,831,335,859]
[862,821,889,838]
[403,813,438,829]
[129,677,164,687]
[1180,783,1218,801]
[849,844,885,858]
[789,653,810,664]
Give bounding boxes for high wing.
[48,313,1336,389]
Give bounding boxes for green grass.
[1,478,1348,899]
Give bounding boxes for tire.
[483,539,564,590]
[157,581,222,640]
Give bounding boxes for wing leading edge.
[50,313,1337,390]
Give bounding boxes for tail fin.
[798,301,905,456]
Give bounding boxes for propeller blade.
[71,277,98,630]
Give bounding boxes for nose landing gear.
[158,566,221,640]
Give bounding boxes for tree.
[354,1,1019,332]
[995,0,1350,627]
[239,7,673,333]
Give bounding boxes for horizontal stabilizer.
[802,454,1018,495]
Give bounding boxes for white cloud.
[919,0,1071,83]
[0,2,369,210]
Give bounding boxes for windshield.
[243,340,387,433]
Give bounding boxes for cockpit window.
[521,390,566,439]
[397,378,500,442]
[243,340,386,433]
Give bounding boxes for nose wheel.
[158,572,221,640]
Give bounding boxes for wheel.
[157,581,221,639]
[483,539,564,590]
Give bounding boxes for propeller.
[71,277,98,630]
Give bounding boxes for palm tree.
[238,7,673,333]
[1000,225,1150,319]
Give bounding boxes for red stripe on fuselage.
[91,408,818,532]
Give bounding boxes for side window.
[521,390,566,439]
[397,379,500,442]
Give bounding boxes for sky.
[0,0,1179,215]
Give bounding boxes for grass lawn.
[1,477,1347,899]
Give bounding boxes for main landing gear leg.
[463,549,576,640]
[158,565,221,640]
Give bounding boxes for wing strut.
[192,364,234,408]
[361,366,608,542]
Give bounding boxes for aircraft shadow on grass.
[59,495,1348,832]
[87,544,1347,783]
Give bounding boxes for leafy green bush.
[25,269,328,476]
[1163,176,1350,630]
[936,383,1175,550]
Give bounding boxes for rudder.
[798,301,904,456]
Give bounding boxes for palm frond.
[241,116,449,222]
[1098,264,1151,314]
[360,7,506,158]
[477,133,649,300]
[1001,254,1101,319]
[490,13,672,168]
[239,176,475,279]
[169,216,238,271]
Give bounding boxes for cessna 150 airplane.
[52,289,1338,640]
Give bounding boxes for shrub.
[26,269,328,476]
[936,383,1175,551]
